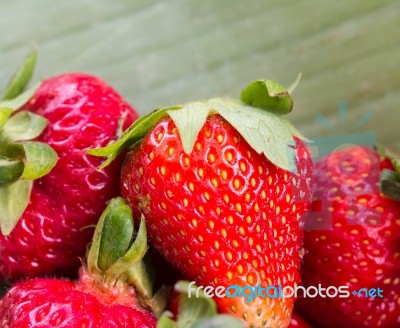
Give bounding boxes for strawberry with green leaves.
[0,198,157,327]
[0,50,137,282]
[91,79,313,327]
[297,146,400,327]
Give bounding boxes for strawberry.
[92,79,313,327]
[0,50,137,282]
[0,198,157,328]
[297,146,400,327]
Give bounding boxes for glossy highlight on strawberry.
[0,73,137,282]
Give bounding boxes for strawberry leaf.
[0,50,58,235]
[392,158,400,174]
[175,281,217,322]
[97,200,134,272]
[286,119,311,142]
[88,106,180,168]
[0,142,57,185]
[20,142,58,180]
[210,99,300,173]
[105,216,147,282]
[380,169,400,201]
[2,111,48,141]
[0,180,32,235]
[0,158,24,186]
[240,79,293,115]
[126,260,155,301]
[87,197,133,273]
[157,316,177,328]
[85,198,165,314]
[128,263,169,317]
[0,108,13,129]
[2,48,37,101]
[0,82,41,112]
[168,102,210,154]
[89,78,309,174]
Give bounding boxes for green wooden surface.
[1,0,399,150]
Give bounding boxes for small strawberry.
[0,50,138,282]
[0,198,157,327]
[297,146,400,327]
[91,79,313,327]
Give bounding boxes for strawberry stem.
[86,197,168,316]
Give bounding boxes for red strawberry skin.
[0,269,156,327]
[298,146,400,327]
[287,311,311,328]
[0,74,137,282]
[121,114,313,327]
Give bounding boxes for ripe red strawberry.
[0,271,156,328]
[0,55,137,282]
[297,146,400,327]
[93,79,313,327]
[0,198,157,327]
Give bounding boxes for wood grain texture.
[0,0,399,150]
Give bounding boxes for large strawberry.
[297,146,400,327]
[91,79,313,327]
[0,198,157,327]
[0,50,137,282]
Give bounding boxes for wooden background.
[1,0,399,150]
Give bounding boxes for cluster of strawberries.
[0,51,399,328]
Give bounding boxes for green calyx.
[87,197,148,280]
[380,169,400,201]
[87,197,166,316]
[157,281,244,328]
[240,79,293,115]
[379,147,400,201]
[375,145,400,201]
[0,49,58,236]
[88,77,307,174]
